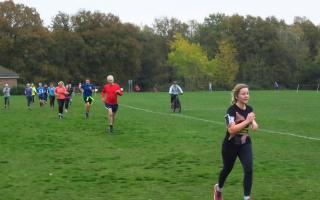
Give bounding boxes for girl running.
[64,84,72,113]
[48,83,56,110]
[54,81,68,119]
[214,83,258,200]
[25,83,33,110]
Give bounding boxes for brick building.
[0,65,19,88]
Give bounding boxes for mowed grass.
[0,91,320,200]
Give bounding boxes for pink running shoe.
[213,184,223,200]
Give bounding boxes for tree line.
[1,0,320,90]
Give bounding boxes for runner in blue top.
[37,83,45,107]
[25,83,33,110]
[44,84,48,103]
[48,83,56,110]
[80,79,95,119]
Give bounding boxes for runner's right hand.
[246,112,255,123]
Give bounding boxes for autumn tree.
[212,40,239,88]
[168,33,209,89]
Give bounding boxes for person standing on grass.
[213,83,258,200]
[80,79,95,119]
[274,81,279,91]
[25,83,33,110]
[101,75,123,133]
[48,83,56,110]
[55,81,68,119]
[209,82,213,91]
[3,83,11,109]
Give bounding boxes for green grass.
[0,91,320,200]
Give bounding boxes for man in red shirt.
[101,75,123,133]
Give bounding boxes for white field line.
[182,108,226,111]
[258,128,320,141]
[121,104,320,141]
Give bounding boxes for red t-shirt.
[101,83,123,104]
[55,86,67,100]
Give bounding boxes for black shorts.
[84,96,93,104]
[105,103,118,113]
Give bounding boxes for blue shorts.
[105,103,118,113]
[39,95,45,100]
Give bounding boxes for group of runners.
[2,74,123,133]
[23,82,74,112]
[3,79,258,200]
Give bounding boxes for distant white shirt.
[169,84,183,95]
[3,87,11,97]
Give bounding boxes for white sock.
[244,196,250,200]
[215,184,222,191]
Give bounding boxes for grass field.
[0,91,320,200]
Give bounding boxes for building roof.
[0,65,19,78]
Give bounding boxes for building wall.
[0,78,18,87]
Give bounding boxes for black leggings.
[57,99,65,114]
[65,98,70,110]
[4,97,9,107]
[218,136,253,196]
[27,96,32,107]
[49,96,55,108]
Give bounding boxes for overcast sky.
[12,0,320,26]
